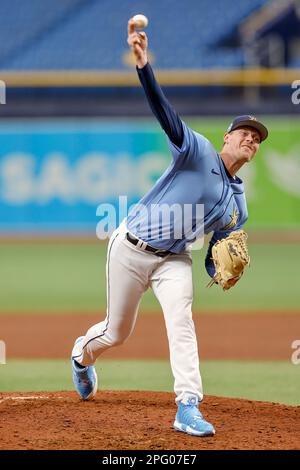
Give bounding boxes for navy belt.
[126,233,173,258]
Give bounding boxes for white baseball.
[132,14,148,29]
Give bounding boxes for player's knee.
[166,310,193,329]
[104,323,134,348]
[107,332,128,347]
[110,337,125,347]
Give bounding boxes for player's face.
[225,127,260,162]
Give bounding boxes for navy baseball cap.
[227,115,268,142]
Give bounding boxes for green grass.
[0,244,106,313]
[0,359,299,406]
[0,242,299,313]
[194,244,300,311]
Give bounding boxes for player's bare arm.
[127,19,148,68]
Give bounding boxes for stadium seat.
[0,0,268,70]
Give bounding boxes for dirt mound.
[0,391,299,450]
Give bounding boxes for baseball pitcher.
[71,19,268,437]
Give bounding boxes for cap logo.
[248,115,257,121]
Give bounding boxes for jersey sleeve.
[137,63,184,148]
[137,63,209,167]
[168,121,208,166]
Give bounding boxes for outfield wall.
[0,117,299,234]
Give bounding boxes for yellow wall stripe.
[0,68,298,87]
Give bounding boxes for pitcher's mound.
[0,391,299,450]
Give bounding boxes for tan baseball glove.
[207,230,250,291]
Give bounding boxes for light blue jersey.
[126,121,248,254]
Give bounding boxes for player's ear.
[223,132,230,145]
